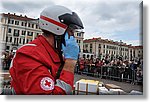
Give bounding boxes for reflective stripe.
[10,44,37,94]
[10,44,37,69]
[40,15,67,29]
[55,79,72,95]
[19,44,37,49]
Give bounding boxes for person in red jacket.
[79,58,85,74]
[9,5,84,95]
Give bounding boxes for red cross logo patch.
[40,77,54,91]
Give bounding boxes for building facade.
[74,31,84,57]
[0,13,42,52]
[0,13,84,54]
[83,37,143,61]
[0,13,141,60]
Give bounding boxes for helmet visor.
[59,12,84,29]
[68,24,84,34]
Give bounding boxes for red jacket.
[79,60,85,70]
[9,35,74,95]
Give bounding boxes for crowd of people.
[0,50,143,85]
[75,57,143,85]
[1,50,14,70]
[0,51,14,94]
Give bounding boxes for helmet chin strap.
[54,33,66,81]
[54,34,66,51]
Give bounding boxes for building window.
[22,22,27,26]
[77,33,81,37]
[90,44,92,48]
[28,23,31,27]
[103,45,105,48]
[13,29,20,36]
[103,50,105,53]
[106,50,108,54]
[22,30,26,35]
[19,38,22,44]
[15,21,19,25]
[32,24,34,28]
[26,39,29,43]
[6,46,10,50]
[36,24,39,29]
[125,48,128,51]
[8,19,14,24]
[85,44,88,48]
[25,22,27,26]
[78,40,80,43]
[16,38,19,44]
[14,38,16,43]
[27,31,33,36]
[23,39,25,44]
[6,36,8,42]
[8,28,12,33]
[99,44,101,48]
[90,49,92,53]
[98,50,101,55]
[21,22,24,26]
[107,45,109,49]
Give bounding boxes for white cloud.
[0,0,142,45]
[124,40,142,46]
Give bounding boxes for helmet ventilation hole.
[57,28,59,30]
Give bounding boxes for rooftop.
[1,13,38,21]
[84,37,142,48]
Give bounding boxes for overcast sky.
[0,0,142,46]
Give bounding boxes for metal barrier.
[75,65,143,85]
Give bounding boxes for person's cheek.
[68,30,74,37]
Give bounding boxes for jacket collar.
[38,35,61,63]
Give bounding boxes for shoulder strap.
[55,51,65,80]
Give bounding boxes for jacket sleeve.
[12,52,74,95]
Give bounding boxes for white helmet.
[39,5,84,35]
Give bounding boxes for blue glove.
[62,32,79,60]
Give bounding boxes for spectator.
[79,58,85,74]
[95,58,103,77]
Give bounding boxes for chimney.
[14,13,16,15]
[20,14,22,17]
